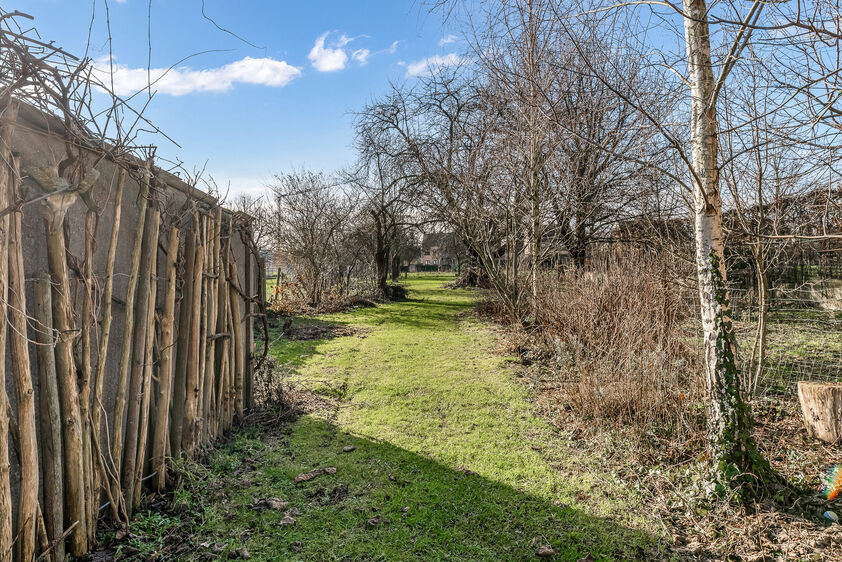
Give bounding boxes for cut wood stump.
[797,381,842,443]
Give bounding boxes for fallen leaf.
[537,545,557,557]
[229,547,250,559]
[342,445,356,452]
[367,515,390,527]
[280,515,297,527]
[252,497,289,511]
[294,467,337,483]
[576,554,595,562]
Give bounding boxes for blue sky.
[16,1,462,197]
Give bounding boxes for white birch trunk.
[683,0,770,487]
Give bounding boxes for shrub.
[528,250,703,447]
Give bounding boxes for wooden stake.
[0,97,19,562]
[42,179,89,557]
[243,227,254,411]
[33,274,64,561]
[230,262,245,422]
[197,215,209,442]
[170,228,196,457]
[8,156,39,562]
[121,206,159,511]
[132,220,159,509]
[215,238,231,436]
[91,168,125,523]
[181,244,204,454]
[79,209,95,544]
[112,170,150,499]
[151,227,179,491]
[202,209,221,442]
[152,227,179,490]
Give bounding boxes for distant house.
[406,232,464,272]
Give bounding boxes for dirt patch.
[306,484,350,505]
[284,323,366,341]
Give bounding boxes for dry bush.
[267,290,376,316]
[531,250,703,447]
[252,356,290,410]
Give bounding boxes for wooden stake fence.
[0,105,258,560]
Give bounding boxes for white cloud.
[308,32,349,72]
[406,53,468,77]
[94,56,301,96]
[352,48,371,65]
[336,33,355,47]
[309,32,400,71]
[438,35,459,46]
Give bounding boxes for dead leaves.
[366,515,390,527]
[229,546,251,559]
[537,545,556,557]
[294,466,337,483]
[250,497,288,511]
[251,497,298,528]
[342,445,356,453]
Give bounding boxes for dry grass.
[516,252,703,450]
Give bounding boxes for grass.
[132,275,673,560]
[732,307,842,395]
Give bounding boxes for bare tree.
[353,114,416,297]
[267,170,355,305]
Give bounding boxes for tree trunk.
[798,381,842,443]
[683,0,771,490]
[390,253,400,282]
[33,275,64,562]
[529,164,541,314]
[748,254,769,398]
[8,159,39,562]
[375,241,389,298]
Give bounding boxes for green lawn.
[145,275,672,561]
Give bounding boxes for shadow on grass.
[185,416,675,561]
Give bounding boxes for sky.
[15,1,463,198]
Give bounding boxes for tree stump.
[797,381,842,443]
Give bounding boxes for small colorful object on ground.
[823,465,842,500]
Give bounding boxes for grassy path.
[177,276,670,561]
